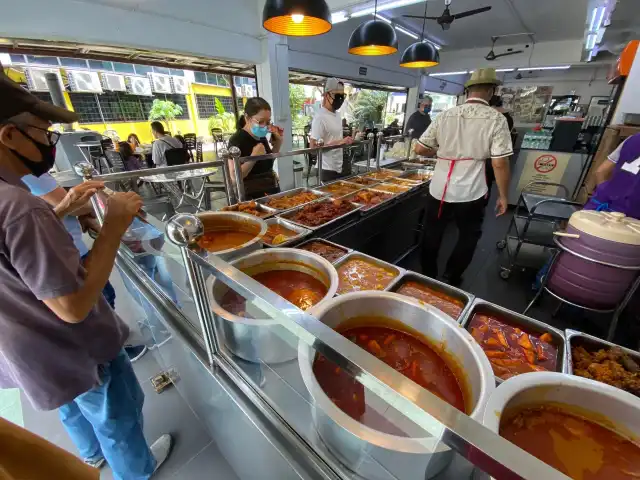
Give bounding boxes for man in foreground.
[0,74,171,478]
[310,78,353,182]
[405,96,433,139]
[415,68,513,286]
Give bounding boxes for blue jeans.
[58,350,156,479]
[134,255,179,303]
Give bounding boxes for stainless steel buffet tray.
[460,298,567,384]
[388,271,475,323]
[317,180,365,199]
[294,238,352,264]
[399,168,434,184]
[277,198,362,232]
[565,328,640,376]
[333,251,405,295]
[255,187,329,213]
[262,217,312,248]
[340,188,397,216]
[222,201,279,219]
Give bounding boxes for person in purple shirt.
[0,74,172,478]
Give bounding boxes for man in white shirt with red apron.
[415,68,513,286]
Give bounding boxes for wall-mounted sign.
[359,67,367,76]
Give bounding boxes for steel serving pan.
[565,328,640,376]
[278,198,362,232]
[294,238,352,265]
[333,251,404,295]
[207,248,339,364]
[255,187,329,213]
[399,169,434,184]
[222,201,279,219]
[317,180,365,200]
[298,291,496,479]
[340,188,397,216]
[262,217,311,248]
[388,271,474,324]
[461,299,567,384]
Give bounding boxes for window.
[88,60,113,71]
[153,66,171,75]
[113,62,135,74]
[59,57,89,68]
[119,94,145,121]
[161,94,190,119]
[169,69,184,77]
[26,55,59,66]
[31,92,53,104]
[215,74,230,87]
[68,93,103,123]
[133,64,153,76]
[9,54,26,64]
[193,72,232,87]
[195,94,234,119]
[194,71,207,84]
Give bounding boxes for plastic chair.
[183,133,197,162]
[211,128,225,157]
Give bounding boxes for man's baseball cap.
[324,77,344,93]
[0,73,78,124]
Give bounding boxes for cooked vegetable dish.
[264,191,322,210]
[221,270,327,316]
[572,345,640,397]
[396,281,464,320]
[364,170,400,180]
[288,199,355,228]
[337,258,398,294]
[319,181,360,198]
[313,322,466,423]
[222,201,271,218]
[405,171,433,182]
[387,178,418,187]
[349,189,393,210]
[298,241,347,263]
[349,176,381,186]
[197,230,256,252]
[501,404,640,479]
[468,313,558,379]
[373,183,411,194]
[263,223,298,246]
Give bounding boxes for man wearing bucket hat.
[0,73,172,478]
[415,68,513,286]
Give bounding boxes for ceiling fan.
[485,36,524,60]
[403,0,492,31]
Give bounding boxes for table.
[141,167,219,211]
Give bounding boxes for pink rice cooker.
[547,211,640,309]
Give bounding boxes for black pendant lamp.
[263,0,332,36]
[400,1,440,68]
[348,0,398,56]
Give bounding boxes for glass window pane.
[194,71,207,84]
[59,57,89,68]
[88,60,113,71]
[113,62,135,74]
[9,54,26,64]
[133,64,153,76]
[169,68,184,77]
[219,75,230,87]
[153,66,171,75]
[68,92,103,123]
[26,55,59,66]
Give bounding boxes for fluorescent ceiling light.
[595,7,606,31]
[422,40,441,50]
[351,0,424,17]
[332,11,349,24]
[587,50,594,62]
[495,68,514,72]
[430,71,468,76]
[373,13,392,23]
[516,66,571,71]
[588,7,599,32]
[586,33,597,50]
[351,6,376,17]
[395,26,418,39]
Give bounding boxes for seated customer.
[227,97,283,199]
[118,141,144,171]
[150,121,182,167]
[127,133,141,150]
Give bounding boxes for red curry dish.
[337,258,398,294]
[396,281,464,320]
[288,200,355,228]
[313,321,467,422]
[468,313,558,379]
[501,405,640,479]
[298,241,347,263]
[221,270,327,317]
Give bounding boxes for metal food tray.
[460,299,567,384]
[565,329,640,377]
[294,238,352,264]
[262,217,312,248]
[278,198,362,232]
[388,271,475,324]
[385,177,422,190]
[343,176,385,188]
[333,251,405,295]
[373,182,412,198]
[317,180,365,199]
[255,187,329,213]
[222,201,279,219]
[341,188,397,216]
[399,168,433,184]
[363,168,403,180]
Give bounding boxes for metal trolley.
[496,181,581,280]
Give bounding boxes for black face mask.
[330,93,345,111]
[9,128,56,177]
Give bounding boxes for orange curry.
[337,258,398,294]
[396,281,464,320]
[197,230,256,252]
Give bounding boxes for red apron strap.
[436,156,474,219]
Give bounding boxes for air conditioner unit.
[234,86,242,97]
[100,73,126,92]
[241,84,254,97]
[125,76,153,96]
[148,73,172,94]
[67,70,103,93]
[171,76,189,94]
[24,68,63,92]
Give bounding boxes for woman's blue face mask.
[423,106,431,114]
[251,124,269,138]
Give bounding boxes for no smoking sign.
[534,154,557,173]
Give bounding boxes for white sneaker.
[151,434,173,474]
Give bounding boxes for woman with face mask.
[227,97,283,199]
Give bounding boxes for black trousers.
[321,169,343,183]
[421,193,486,281]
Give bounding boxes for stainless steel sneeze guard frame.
[263,217,312,248]
[184,248,569,479]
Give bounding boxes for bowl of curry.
[194,211,267,261]
[298,291,495,479]
[483,372,640,479]
[209,248,339,363]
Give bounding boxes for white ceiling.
[331,0,590,50]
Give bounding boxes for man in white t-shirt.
[415,68,513,286]
[310,78,353,182]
